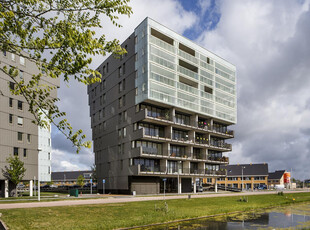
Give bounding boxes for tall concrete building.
[88,18,237,194]
[0,51,59,197]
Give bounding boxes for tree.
[2,156,26,197]
[77,174,85,187]
[0,0,132,152]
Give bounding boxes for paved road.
[0,190,309,210]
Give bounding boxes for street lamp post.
[241,166,246,192]
[38,148,42,201]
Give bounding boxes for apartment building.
[0,51,59,197]
[88,18,237,194]
[217,164,269,190]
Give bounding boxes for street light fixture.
[38,148,42,201]
[241,166,246,192]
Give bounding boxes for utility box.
[70,189,79,197]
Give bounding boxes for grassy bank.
[1,192,310,229]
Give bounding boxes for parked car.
[258,185,267,190]
[50,184,58,188]
[17,184,25,189]
[196,186,204,192]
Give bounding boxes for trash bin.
[133,191,136,196]
[70,189,79,197]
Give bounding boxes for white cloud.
[196,0,310,179]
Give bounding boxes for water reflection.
[139,204,310,230]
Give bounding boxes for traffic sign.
[90,179,93,183]
[102,179,106,184]
[163,178,167,182]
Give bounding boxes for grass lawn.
[1,192,310,229]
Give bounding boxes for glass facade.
[135,18,237,124]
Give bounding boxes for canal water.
[138,203,310,229]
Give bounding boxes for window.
[118,145,122,154]
[142,83,146,92]
[9,114,13,123]
[123,127,127,138]
[17,116,23,126]
[17,132,23,141]
[10,82,15,90]
[118,129,122,138]
[120,160,123,170]
[123,63,126,75]
[106,62,109,73]
[103,66,106,75]
[11,53,15,61]
[118,113,122,124]
[118,66,122,77]
[18,100,23,110]
[123,111,127,121]
[119,82,122,93]
[23,149,27,157]
[20,56,25,65]
[135,36,138,44]
[48,167,51,174]
[14,147,18,156]
[48,152,51,160]
[9,98,13,107]
[103,94,106,104]
[92,100,95,110]
[103,121,106,131]
[3,51,6,56]
[119,97,123,108]
[125,45,128,56]
[48,138,51,146]
[122,79,125,91]
[135,88,138,96]
[123,95,126,106]
[19,70,24,80]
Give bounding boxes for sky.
[51,0,310,180]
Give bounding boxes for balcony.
[205,169,226,176]
[150,35,176,54]
[193,152,204,160]
[207,156,229,163]
[178,49,198,64]
[134,164,166,175]
[169,152,190,159]
[209,141,232,151]
[132,128,167,142]
[178,65,198,81]
[212,126,234,137]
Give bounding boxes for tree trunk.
[15,185,18,197]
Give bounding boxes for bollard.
[188,194,191,199]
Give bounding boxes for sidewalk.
[0,190,308,210]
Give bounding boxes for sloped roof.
[52,170,92,181]
[268,170,285,180]
[222,163,269,177]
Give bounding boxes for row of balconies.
[131,146,229,163]
[136,108,234,138]
[130,164,226,176]
[132,128,232,152]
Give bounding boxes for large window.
[134,158,160,172]
[172,129,188,141]
[141,104,169,120]
[167,161,183,174]
[170,145,186,158]
[138,123,164,137]
[135,141,163,155]
[175,113,190,125]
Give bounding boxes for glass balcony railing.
[209,141,232,150]
[178,49,198,64]
[207,156,229,163]
[177,82,198,95]
[205,169,226,176]
[149,35,176,54]
[178,65,198,80]
[167,167,183,174]
[172,135,189,142]
[142,147,163,156]
[193,152,204,160]
[140,165,162,173]
[169,152,190,158]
